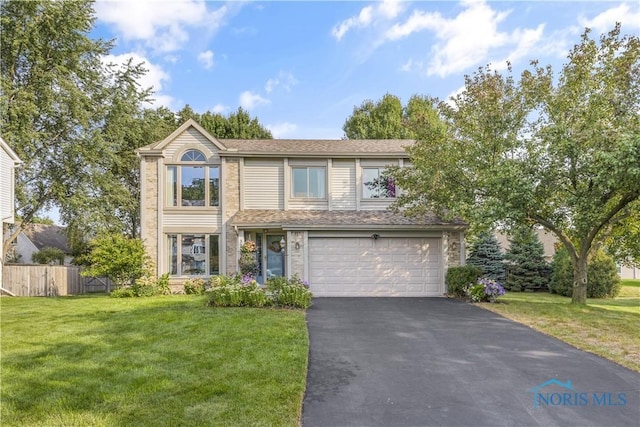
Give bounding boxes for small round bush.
[550,248,621,298]
[446,266,483,297]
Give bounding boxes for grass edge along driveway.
[0,295,309,427]
[479,280,640,372]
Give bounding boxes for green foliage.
[0,0,152,257]
[183,278,207,295]
[109,287,136,298]
[390,25,640,304]
[266,274,312,309]
[466,232,505,282]
[207,275,268,308]
[342,93,441,139]
[503,228,551,291]
[109,273,170,298]
[550,248,621,298]
[206,274,312,309]
[176,105,273,139]
[445,265,483,297]
[31,247,66,265]
[81,234,148,288]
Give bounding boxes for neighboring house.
[618,263,638,280]
[138,119,467,296]
[8,223,73,265]
[496,228,557,263]
[1,136,22,287]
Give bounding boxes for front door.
[265,234,285,280]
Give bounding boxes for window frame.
[167,233,220,277]
[166,149,220,208]
[362,166,396,199]
[290,166,326,199]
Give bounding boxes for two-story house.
[138,119,467,296]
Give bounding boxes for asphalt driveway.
[302,298,640,427]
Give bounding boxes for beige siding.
[243,159,284,209]
[162,211,222,230]
[360,199,394,210]
[164,127,221,162]
[288,199,328,210]
[330,160,356,210]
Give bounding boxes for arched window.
[167,149,220,207]
[181,149,206,162]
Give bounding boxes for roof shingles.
[230,210,466,229]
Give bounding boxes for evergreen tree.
[466,232,505,282]
[503,227,551,291]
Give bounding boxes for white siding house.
[1,137,22,288]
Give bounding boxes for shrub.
[31,247,66,265]
[110,272,170,298]
[467,277,506,303]
[550,248,621,298]
[503,227,551,292]
[267,274,312,309]
[466,232,505,282]
[207,274,268,307]
[110,287,136,298]
[446,266,483,297]
[206,274,312,309]
[184,278,207,295]
[81,233,148,288]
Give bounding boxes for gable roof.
[219,139,413,158]
[137,119,228,154]
[136,119,414,158]
[0,136,22,163]
[230,209,467,230]
[21,224,71,254]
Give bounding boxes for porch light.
[280,237,286,253]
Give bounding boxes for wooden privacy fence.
[1,265,113,296]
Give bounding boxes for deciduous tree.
[391,25,639,304]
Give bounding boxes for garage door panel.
[309,237,442,297]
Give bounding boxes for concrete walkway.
[302,298,640,427]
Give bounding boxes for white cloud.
[239,91,270,110]
[103,52,173,108]
[211,104,228,114]
[385,1,548,77]
[265,71,298,93]
[95,0,228,53]
[198,50,215,70]
[332,0,405,40]
[267,122,298,138]
[580,3,640,33]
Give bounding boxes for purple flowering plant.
[468,277,505,303]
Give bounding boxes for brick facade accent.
[223,158,240,273]
[142,157,159,272]
[445,231,463,268]
[288,231,305,279]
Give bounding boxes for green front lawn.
[480,280,640,372]
[0,295,309,426]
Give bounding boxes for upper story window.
[363,167,396,199]
[292,167,326,198]
[167,149,220,207]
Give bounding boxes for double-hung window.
[167,149,220,207]
[291,167,326,198]
[362,167,396,199]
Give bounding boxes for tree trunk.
[572,256,588,304]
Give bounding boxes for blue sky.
[93,0,640,139]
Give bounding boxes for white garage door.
[308,237,443,297]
